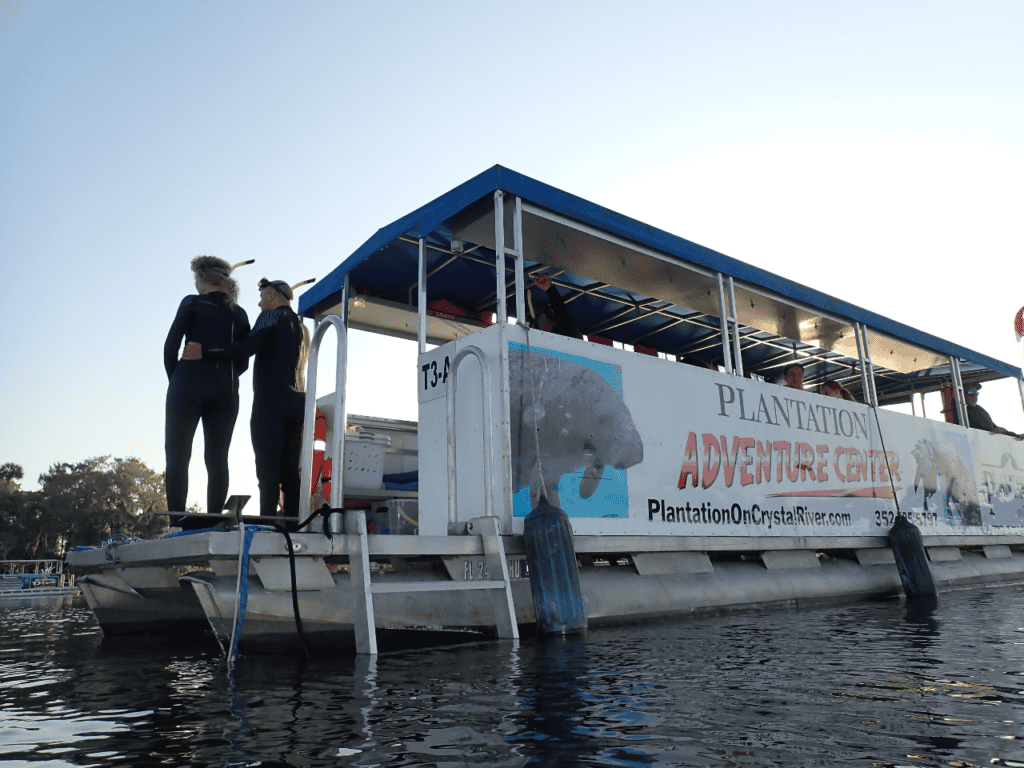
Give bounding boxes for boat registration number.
[418,350,452,403]
[442,556,529,581]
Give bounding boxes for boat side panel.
[419,325,1024,540]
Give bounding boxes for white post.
[346,509,377,655]
[493,191,514,527]
[727,276,744,377]
[513,196,526,326]
[716,273,733,375]
[949,356,969,427]
[855,323,877,407]
[494,191,508,327]
[418,237,428,354]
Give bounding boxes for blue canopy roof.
[299,165,1019,403]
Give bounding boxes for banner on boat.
[504,334,1024,537]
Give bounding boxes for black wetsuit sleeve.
[232,307,252,375]
[545,286,584,339]
[206,322,274,362]
[163,299,192,380]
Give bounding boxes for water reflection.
[903,594,940,632]
[514,635,598,765]
[7,591,1024,766]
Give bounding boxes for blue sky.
[2,1,1022,509]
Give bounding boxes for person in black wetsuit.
[201,278,311,518]
[164,256,250,521]
[529,273,583,339]
[953,384,1022,438]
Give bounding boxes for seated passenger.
[782,363,804,390]
[820,380,857,402]
[956,384,1022,438]
[529,273,583,339]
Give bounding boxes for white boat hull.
[66,529,1024,652]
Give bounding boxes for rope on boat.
[295,505,333,539]
[871,409,903,518]
[69,533,143,552]
[160,526,225,539]
[69,527,228,552]
[66,523,311,668]
[227,522,261,670]
[226,521,310,670]
[871,395,936,601]
[73,517,321,668]
[260,520,310,659]
[69,533,145,563]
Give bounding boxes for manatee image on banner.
[509,344,643,518]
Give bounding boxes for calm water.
[4,589,1024,767]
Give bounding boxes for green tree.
[36,456,168,557]
[0,475,40,560]
[0,462,24,492]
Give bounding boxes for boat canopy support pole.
[493,191,514,523]
[857,321,902,514]
[949,356,969,427]
[300,289,349,534]
[855,323,877,407]
[446,345,495,527]
[418,237,427,354]
[513,196,526,327]
[728,276,744,377]
[494,192,509,328]
[854,322,868,402]
[716,273,734,375]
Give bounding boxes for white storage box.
[343,431,391,491]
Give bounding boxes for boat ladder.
[343,509,519,655]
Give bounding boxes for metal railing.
[299,310,348,534]
[446,345,495,527]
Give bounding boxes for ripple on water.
[6,592,1024,765]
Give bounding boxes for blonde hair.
[190,255,239,305]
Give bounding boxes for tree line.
[0,458,169,560]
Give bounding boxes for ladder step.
[346,511,519,654]
[371,580,508,594]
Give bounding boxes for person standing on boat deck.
[954,384,1022,438]
[528,273,583,339]
[820,380,857,402]
[782,363,804,390]
[196,278,311,518]
[164,256,250,521]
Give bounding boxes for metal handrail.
[299,312,348,533]
[446,345,495,526]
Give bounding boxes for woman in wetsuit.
[164,256,251,518]
[200,278,311,519]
